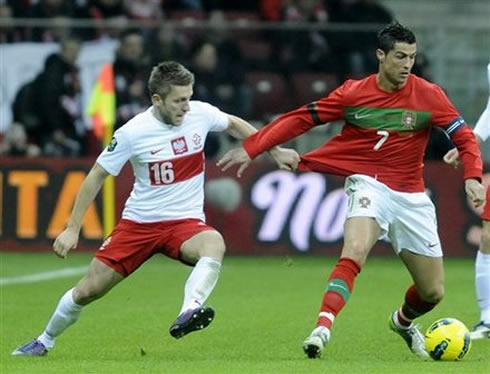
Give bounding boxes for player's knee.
[420,284,444,304]
[342,240,371,266]
[72,283,103,305]
[200,231,226,259]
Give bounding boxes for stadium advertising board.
[0,158,487,256]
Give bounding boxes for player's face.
[377,42,416,88]
[153,84,193,126]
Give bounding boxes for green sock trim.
[326,279,351,302]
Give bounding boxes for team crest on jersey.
[401,111,417,130]
[172,136,188,155]
[359,197,371,208]
[107,137,118,152]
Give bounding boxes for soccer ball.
[425,318,472,361]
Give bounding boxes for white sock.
[310,326,331,344]
[475,250,490,323]
[179,257,221,315]
[37,288,83,349]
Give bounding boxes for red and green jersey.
[243,74,482,192]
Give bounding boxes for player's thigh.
[73,258,124,305]
[179,230,226,264]
[342,217,381,266]
[399,250,444,303]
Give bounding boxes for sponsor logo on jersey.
[354,112,371,120]
[172,137,188,155]
[150,148,164,155]
[192,133,202,147]
[107,137,118,152]
[401,111,417,130]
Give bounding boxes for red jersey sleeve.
[243,81,349,159]
[430,85,482,181]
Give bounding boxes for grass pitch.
[1,252,489,374]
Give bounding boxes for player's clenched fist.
[465,179,486,209]
[53,228,79,258]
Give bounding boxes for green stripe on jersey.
[345,106,431,131]
[326,279,351,302]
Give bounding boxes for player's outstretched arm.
[221,115,301,177]
[53,163,110,258]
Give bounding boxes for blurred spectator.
[5,0,34,18]
[27,0,74,42]
[0,123,41,157]
[271,0,339,74]
[260,0,283,21]
[148,23,189,67]
[0,3,24,43]
[36,36,88,156]
[190,12,252,118]
[326,0,393,79]
[75,0,129,40]
[188,14,253,157]
[113,29,152,129]
[124,0,163,22]
[162,0,203,12]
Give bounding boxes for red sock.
[316,257,361,329]
[397,284,438,326]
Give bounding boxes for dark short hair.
[377,22,416,53]
[148,61,195,99]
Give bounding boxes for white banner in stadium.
[0,40,117,133]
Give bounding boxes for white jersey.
[474,62,490,142]
[97,101,229,222]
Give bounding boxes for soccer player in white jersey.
[12,61,296,356]
[444,62,490,339]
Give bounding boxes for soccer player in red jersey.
[11,61,294,357]
[444,62,490,340]
[218,22,486,358]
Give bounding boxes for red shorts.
[482,187,490,221]
[95,218,216,277]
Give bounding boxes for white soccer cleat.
[469,321,490,340]
[389,313,429,359]
[303,326,330,359]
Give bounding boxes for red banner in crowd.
[0,158,487,257]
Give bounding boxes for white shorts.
[345,174,442,257]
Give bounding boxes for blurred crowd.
[1,0,443,159]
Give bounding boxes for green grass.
[1,253,489,374]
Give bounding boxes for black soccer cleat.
[169,306,215,339]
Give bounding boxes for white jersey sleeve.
[473,62,490,142]
[96,129,132,176]
[193,101,229,132]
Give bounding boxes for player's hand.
[53,228,79,258]
[443,148,460,169]
[217,147,252,178]
[465,179,486,208]
[269,147,300,172]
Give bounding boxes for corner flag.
[87,64,116,237]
